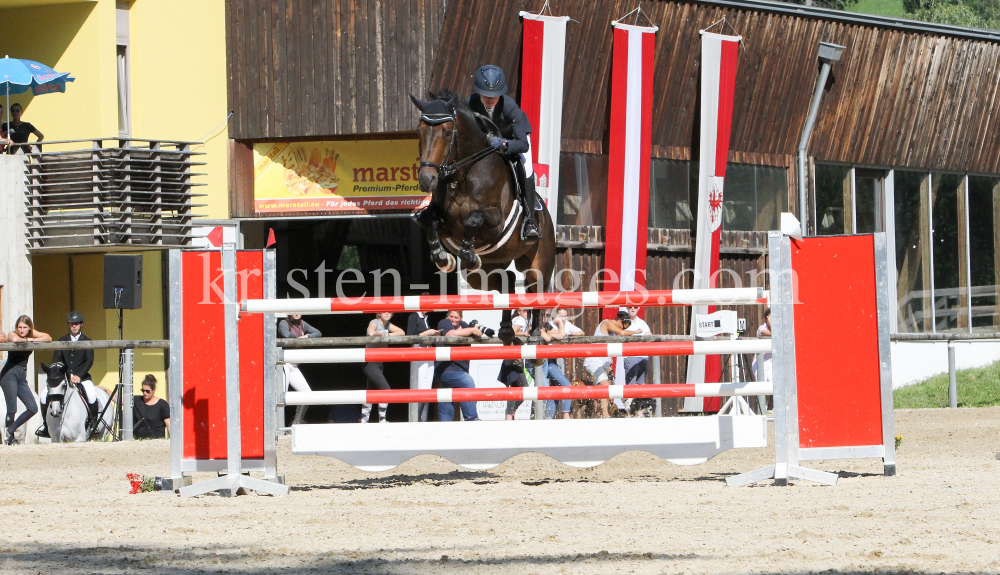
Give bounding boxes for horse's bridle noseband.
[418,110,498,181]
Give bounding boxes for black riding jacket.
[467,94,532,156]
[52,333,94,382]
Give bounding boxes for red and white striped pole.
[285,382,772,406]
[244,287,765,314]
[281,339,770,364]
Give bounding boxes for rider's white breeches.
[521,141,533,178]
[40,379,102,405]
[283,364,312,393]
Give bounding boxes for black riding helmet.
[67,311,84,324]
[473,65,507,98]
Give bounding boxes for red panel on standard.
[791,236,883,448]
[182,251,227,460]
[236,251,265,459]
[181,251,265,461]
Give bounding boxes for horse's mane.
[427,89,495,136]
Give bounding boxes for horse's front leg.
[414,205,456,273]
[458,210,484,271]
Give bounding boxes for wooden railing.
[20,138,205,252]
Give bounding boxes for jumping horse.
[410,90,556,341]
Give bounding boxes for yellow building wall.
[31,252,167,401]
[0,0,230,219]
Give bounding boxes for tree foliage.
[902,0,1000,30]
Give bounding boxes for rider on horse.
[35,311,101,438]
[466,65,541,241]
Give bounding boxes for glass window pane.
[649,159,692,229]
[815,164,850,235]
[557,153,608,226]
[969,176,998,330]
[754,165,787,231]
[723,164,755,231]
[855,174,886,234]
[894,171,930,333]
[932,173,963,332]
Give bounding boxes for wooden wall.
[225,0,445,139]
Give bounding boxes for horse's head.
[41,362,69,416]
[410,92,459,193]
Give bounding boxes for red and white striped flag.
[603,22,657,314]
[520,11,570,225]
[685,31,741,412]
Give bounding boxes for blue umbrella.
[0,56,74,141]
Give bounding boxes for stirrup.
[35,426,49,438]
[521,218,541,241]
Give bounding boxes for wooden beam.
[920,173,933,332]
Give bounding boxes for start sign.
[695,310,738,337]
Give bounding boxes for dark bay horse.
[410,90,555,338]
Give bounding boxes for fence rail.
[0,340,169,352]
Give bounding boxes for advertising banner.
[252,140,429,215]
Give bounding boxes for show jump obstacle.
[165,231,895,495]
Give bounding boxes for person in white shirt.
[752,308,772,413]
[621,306,654,416]
[554,308,584,337]
[511,308,531,339]
[583,311,640,417]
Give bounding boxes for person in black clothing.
[466,65,540,240]
[1,103,44,155]
[405,298,440,422]
[2,315,50,445]
[133,374,170,439]
[0,105,13,151]
[36,311,99,439]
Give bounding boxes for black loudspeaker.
[103,254,143,309]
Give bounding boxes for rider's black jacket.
[467,94,532,156]
[52,333,94,382]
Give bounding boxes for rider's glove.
[488,135,507,150]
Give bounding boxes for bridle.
[418,110,497,181]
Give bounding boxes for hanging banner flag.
[519,11,571,225]
[684,31,741,412]
[603,21,657,314]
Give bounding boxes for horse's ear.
[448,94,460,112]
[409,93,429,112]
[40,363,50,375]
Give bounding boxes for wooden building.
[225,0,1000,387]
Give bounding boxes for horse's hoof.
[460,251,482,271]
[434,253,457,273]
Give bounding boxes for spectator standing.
[554,308,584,337]
[406,304,440,422]
[133,375,170,439]
[539,310,573,419]
[621,306,654,415]
[1,103,43,154]
[361,312,405,423]
[2,315,50,444]
[582,311,639,417]
[752,308,773,413]
[278,314,322,425]
[37,311,101,439]
[511,308,531,339]
[434,311,482,421]
[0,105,13,151]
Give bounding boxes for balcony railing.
[21,138,206,252]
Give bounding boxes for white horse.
[0,378,42,445]
[40,362,112,443]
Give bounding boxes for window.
[721,164,788,231]
[932,173,964,332]
[815,164,851,235]
[117,46,131,137]
[557,153,608,226]
[968,176,998,331]
[649,159,695,229]
[894,171,930,333]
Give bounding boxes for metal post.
[534,363,546,420]
[948,340,957,408]
[409,351,419,423]
[651,355,662,417]
[122,349,134,441]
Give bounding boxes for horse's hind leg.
[458,210,484,271]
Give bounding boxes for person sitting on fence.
[554,308,584,337]
[278,314,322,425]
[1,103,44,154]
[362,312,405,423]
[133,374,170,439]
[621,306,654,416]
[3,316,49,444]
[434,311,483,421]
[539,309,573,419]
[36,311,101,439]
[406,297,441,422]
[583,311,640,418]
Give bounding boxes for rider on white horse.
[36,311,102,438]
[466,64,541,241]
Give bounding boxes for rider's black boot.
[35,403,49,437]
[520,175,541,241]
